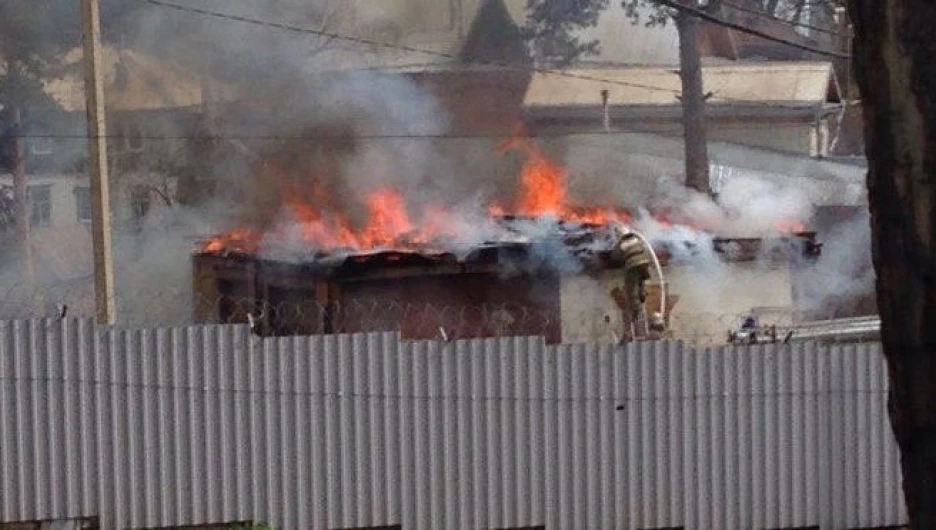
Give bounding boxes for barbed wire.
[0,278,878,347]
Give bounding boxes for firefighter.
[611,225,666,341]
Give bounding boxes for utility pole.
[675,0,712,195]
[81,0,116,325]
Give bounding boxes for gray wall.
[0,319,905,529]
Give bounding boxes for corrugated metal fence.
[0,319,905,529]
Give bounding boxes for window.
[124,122,144,153]
[130,187,151,221]
[29,137,53,156]
[709,163,736,196]
[74,186,91,222]
[109,122,144,154]
[27,184,52,227]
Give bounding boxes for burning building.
[192,136,821,344]
[194,223,606,344]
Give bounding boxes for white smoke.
[797,211,875,317]
[0,0,875,328]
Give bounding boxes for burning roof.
[197,216,626,277]
[201,136,630,257]
[198,135,816,271]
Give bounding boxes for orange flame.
[498,137,566,216]
[493,136,630,226]
[360,188,414,248]
[203,228,261,254]
[775,219,807,233]
[199,135,807,256]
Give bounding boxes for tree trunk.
[11,106,34,287]
[675,8,711,195]
[848,1,936,526]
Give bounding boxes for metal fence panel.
[0,318,907,529]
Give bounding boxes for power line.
[139,0,684,95]
[133,0,849,111]
[135,0,850,112]
[718,0,849,38]
[4,120,825,142]
[653,0,850,58]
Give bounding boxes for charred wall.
[193,252,562,343]
[336,273,560,343]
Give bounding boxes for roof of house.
[42,46,239,112]
[196,225,819,279]
[523,62,841,109]
[698,13,830,61]
[249,0,528,74]
[546,131,867,208]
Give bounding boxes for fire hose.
[630,230,666,324]
[611,222,667,336]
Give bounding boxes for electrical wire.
[717,0,849,38]
[6,94,833,142]
[0,0,846,144]
[2,119,825,143]
[651,0,849,58]
[138,0,848,99]
[139,0,684,96]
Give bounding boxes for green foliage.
[0,0,80,111]
[526,0,842,64]
[621,0,674,27]
[522,0,611,65]
[522,0,677,65]
[0,0,145,112]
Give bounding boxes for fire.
[281,187,426,251]
[418,204,459,243]
[492,136,630,226]
[775,219,807,233]
[360,189,414,247]
[199,135,806,256]
[285,192,359,249]
[203,228,260,254]
[497,137,566,215]
[200,136,634,256]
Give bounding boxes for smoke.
[112,206,208,326]
[797,210,875,318]
[554,133,869,319]
[499,216,589,275]
[559,137,819,236]
[0,0,434,324]
[318,72,454,201]
[0,0,876,329]
[581,4,679,65]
